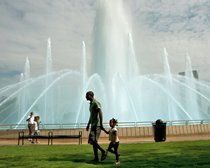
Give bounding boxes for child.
[32,116,41,144]
[104,118,120,165]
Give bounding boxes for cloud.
[130,0,210,37]
[0,0,210,88]
[0,0,96,82]
[125,0,210,80]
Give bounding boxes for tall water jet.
[93,0,134,84]
[127,33,139,79]
[19,57,31,119]
[163,48,176,120]
[78,41,88,123]
[82,41,87,89]
[46,38,53,74]
[184,54,200,119]
[92,0,140,122]
[24,57,31,80]
[18,73,24,119]
[44,38,54,123]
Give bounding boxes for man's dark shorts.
[88,126,101,145]
[28,124,34,132]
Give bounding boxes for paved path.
[1,134,210,146]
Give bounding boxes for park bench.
[18,131,82,145]
[48,131,82,145]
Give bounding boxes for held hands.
[104,129,109,134]
[101,126,109,134]
[100,125,104,130]
[86,124,109,134]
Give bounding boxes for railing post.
[48,131,53,145]
[79,131,82,145]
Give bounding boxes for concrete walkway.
[1,134,210,146]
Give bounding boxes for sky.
[0,0,210,88]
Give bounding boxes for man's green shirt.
[89,98,101,127]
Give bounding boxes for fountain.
[0,0,210,127]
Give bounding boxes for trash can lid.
[156,119,163,125]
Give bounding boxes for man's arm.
[26,115,30,122]
[86,119,90,131]
[98,108,104,130]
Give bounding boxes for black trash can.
[152,119,166,142]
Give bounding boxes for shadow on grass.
[48,153,114,166]
[45,143,210,168]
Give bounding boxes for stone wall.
[1,124,210,139]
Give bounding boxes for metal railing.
[1,119,210,130]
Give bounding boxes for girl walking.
[104,118,120,165]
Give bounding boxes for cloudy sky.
[0,0,210,88]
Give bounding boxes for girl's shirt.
[34,121,40,132]
[109,126,119,143]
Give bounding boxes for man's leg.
[93,141,105,153]
[88,129,99,161]
[92,141,106,161]
[28,125,32,141]
[89,126,106,161]
[94,127,106,161]
[89,127,105,161]
[92,144,99,161]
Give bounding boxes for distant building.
[178,70,199,79]
[208,106,210,116]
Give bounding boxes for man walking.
[86,91,106,162]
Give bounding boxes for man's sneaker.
[91,158,99,162]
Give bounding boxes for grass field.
[1,140,210,168]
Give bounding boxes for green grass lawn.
[1,140,210,168]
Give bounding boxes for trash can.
[152,119,166,142]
